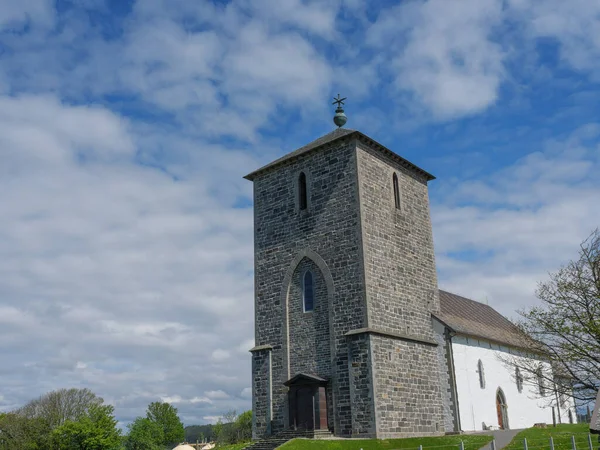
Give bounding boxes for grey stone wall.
[356,142,440,339]
[288,258,330,377]
[251,348,271,439]
[288,258,334,427]
[251,138,367,437]
[348,334,376,437]
[355,141,445,436]
[432,318,458,432]
[250,133,445,439]
[371,334,444,438]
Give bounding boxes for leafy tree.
[18,388,103,429]
[212,420,223,444]
[51,403,121,450]
[500,228,600,405]
[235,411,252,442]
[0,412,51,450]
[125,417,164,450]
[146,402,184,447]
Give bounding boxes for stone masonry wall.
[356,142,440,339]
[348,334,376,437]
[288,258,330,377]
[371,334,444,438]
[251,349,271,439]
[252,138,367,437]
[432,318,458,432]
[355,140,445,436]
[288,258,333,427]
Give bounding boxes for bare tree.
[499,229,600,408]
[17,387,103,429]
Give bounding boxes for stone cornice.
[249,344,273,353]
[345,327,438,347]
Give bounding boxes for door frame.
[496,388,509,430]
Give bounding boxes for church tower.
[245,103,445,439]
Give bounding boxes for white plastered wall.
[451,335,577,431]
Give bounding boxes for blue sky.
[1,0,599,426]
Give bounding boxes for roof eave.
[243,130,435,182]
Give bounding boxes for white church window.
[393,173,401,210]
[477,359,486,389]
[515,367,523,393]
[303,270,314,312]
[298,172,308,210]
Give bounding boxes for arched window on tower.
[298,172,308,210]
[477,359,486,389]
[303,270,314,312]
[515,367,524,393]
[393,173,401,210]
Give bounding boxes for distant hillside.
[185,424,215,443]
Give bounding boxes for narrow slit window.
[515,367,523,393]
[298,172,307,210]
[477,359,486,389]
[393,173,401,210]
[536,366,546,396]
[303,271,314,312]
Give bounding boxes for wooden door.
[496,400,503,429]
[496,390,508,430]
[296,387,315,430]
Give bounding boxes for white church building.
[433,290,577,431]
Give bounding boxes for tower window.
[393,173,401,210]
[515,367,523,393]
[298,172,308,210]
[477,359,485,389]
[303,270,314,312]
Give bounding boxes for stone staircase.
[242,429,334,450]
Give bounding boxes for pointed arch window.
[393,173,401,210]
[515,367,523,393]
[536,366,546,396]
[298,172,308,210]
[303,270,314,312]
[477,359,486,389]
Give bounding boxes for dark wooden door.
[496,400,504,429]
[296,387,314,430]
[496,390,508,430]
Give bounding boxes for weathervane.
[332,94,347,128]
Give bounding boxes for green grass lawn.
[216,441,252,450]
[279,433,493,450]
[504,424,593,450]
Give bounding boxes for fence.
[499,433,598,450]
[357,433,600,450]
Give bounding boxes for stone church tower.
[244,127,445,439]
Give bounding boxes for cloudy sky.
[1,0,599,427]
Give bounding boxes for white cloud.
[240,387,252,399]
[433,125,600,317]
[368,0,506,119]
[204,390,230,400]
[0,93,255,423]
[211,349,231,361]
[508,0,600,77]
